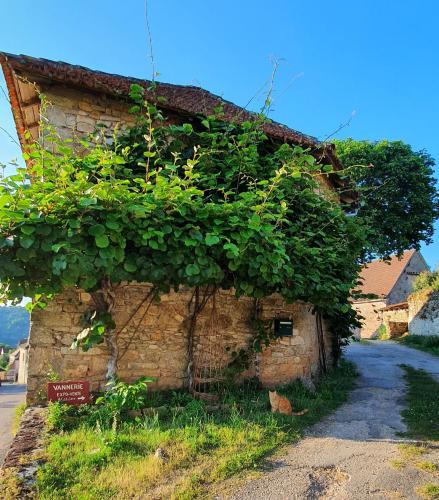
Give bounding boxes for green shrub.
[96,376,156,413]
[413,271,439,293]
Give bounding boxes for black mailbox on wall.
[274,318,293,337]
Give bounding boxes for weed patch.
[0,468,22,500]
[389,459,405,470]
[417,461,439,473]
[398,444,429,460]
[377,324,390,341]
[417,483,439,499]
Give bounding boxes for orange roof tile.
[356,250,416,298]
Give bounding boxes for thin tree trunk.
[186,287,200,390]
[92,279,118,383]
[316,312,327,375]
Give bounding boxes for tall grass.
[397,335,439,357]
[36,360,357,499]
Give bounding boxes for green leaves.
[79,197,97,207]
[185,263,200,276]
[95,235,110,248]
[71,310,115,351]
[123,260,137,273]
[52,255,67,275]
[128,83,145,105]
[68,219,81,229]
[0,236,12,249]
[223,243,239,257]
[52,243,68,253]
[87,224,111,249]
[19,236,35,249]
[335,138,438,259]
[105,220,121,231]
[89,224,106,237]
[20,225,36,235]
[205,234,220,246]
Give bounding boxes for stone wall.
[42,85,136,141]
[408,290,439,337]
[352,299,387,339]
[27,285,332,404]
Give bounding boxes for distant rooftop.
[355,250,417,299]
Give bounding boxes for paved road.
[232,341,439,500]
[0,384,26,465]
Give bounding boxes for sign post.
[47,380,90,405]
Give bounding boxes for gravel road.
[0,384,26,466]
[231,341,439,500]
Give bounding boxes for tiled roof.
[0,52,346,184]
[355,250,416,299]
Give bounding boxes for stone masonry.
[27,286,332,404]
[43,85,136,141]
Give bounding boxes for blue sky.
[0,0,438,267]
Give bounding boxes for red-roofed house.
[353,250,429,338]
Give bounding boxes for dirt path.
[0,384,26,466]
[232,342,439,500]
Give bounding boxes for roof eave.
[0,54,29,152]
[0,51,356,201]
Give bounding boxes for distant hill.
[0,307,30,348]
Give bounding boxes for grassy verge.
[35,360,357,499]
[12,403,26,436]
[400,365,439,440]
[397,336,439,358]
[396,369,439,498]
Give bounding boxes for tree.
[334,139,438,259]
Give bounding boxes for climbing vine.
[0,84,365,362]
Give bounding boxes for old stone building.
[6,339,29,384]
[0,53,352,404]
[353,250,429,338]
